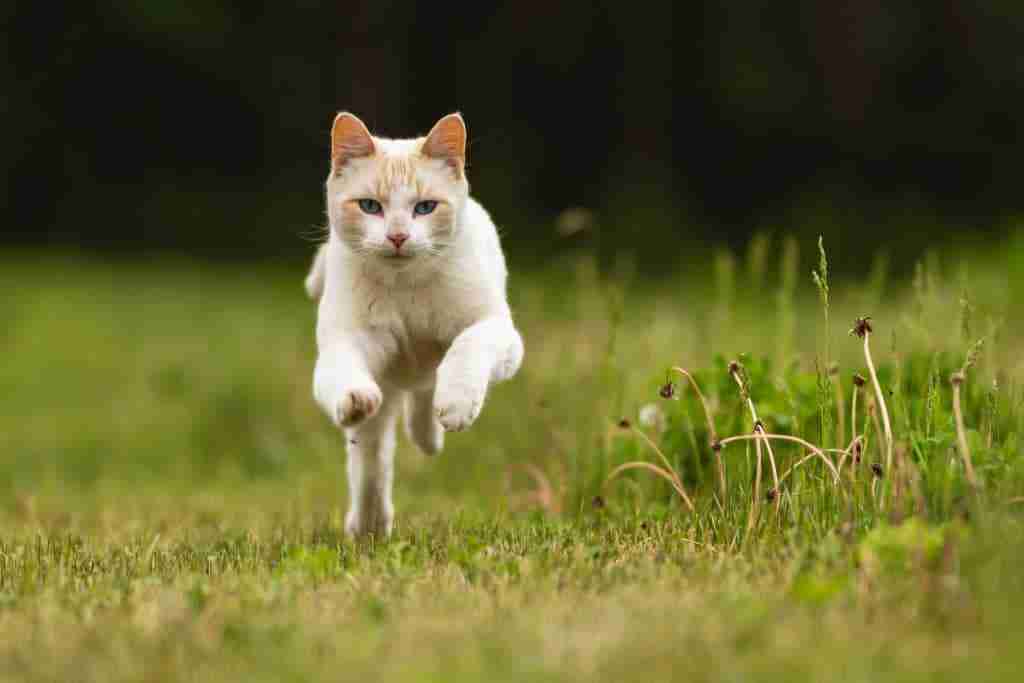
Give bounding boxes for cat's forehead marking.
[329,135,456,201]
[374,154,421,198]
[369,136,447,199]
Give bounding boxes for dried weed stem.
[852,318,893,474]
[670,367,726,500]
[730,362,780,511]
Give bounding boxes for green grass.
[1,233,1023,681]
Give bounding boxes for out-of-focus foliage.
[5,3,1023,268]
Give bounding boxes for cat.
[306,112,524,538]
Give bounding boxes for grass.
[1,231,1024,681]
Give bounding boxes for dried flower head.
[766,488,777,502]
[850,316,873,338]
[962,338,985,374]
[951,372,965,386]
[871,463,884,478]
[853,373,866,388]
[728,360,751,399]
[592,495,605,509]
[659,381,677,400]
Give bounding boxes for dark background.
[6,2,1023,271]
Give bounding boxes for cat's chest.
[354,285,459,382]
[360,285,450,337]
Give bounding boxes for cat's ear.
[422,113,466,176]
[331,112,375,172]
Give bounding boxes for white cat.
[306,112,524,538]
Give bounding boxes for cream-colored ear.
[331,112,375,171]
[422,113,466,175]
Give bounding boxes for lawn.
[1,233,1023,681]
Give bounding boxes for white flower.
[638,403,665,432]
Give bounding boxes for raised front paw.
[333,384,383,427]
[434,382,485,432]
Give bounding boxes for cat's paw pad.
[434,385,484,432]
[334,384,383,427]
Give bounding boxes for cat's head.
[325,112,469,264]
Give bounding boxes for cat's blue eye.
[358,198,383,214]
[413,200,438,216]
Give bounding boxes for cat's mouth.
[378,248,416,262]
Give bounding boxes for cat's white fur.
[308,112,523,538]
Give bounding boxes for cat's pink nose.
[387,233,409,250]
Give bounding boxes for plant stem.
[833,370,846,449]
[850,387,859,448]
[745,437,763,535]
[834,436,866,479]
[631,425,695,511]
[863,331,894,473]
[951,377,979,489]
[718,433,840,483]
[730,368,780,511]
[671,367,725,500]
[784,438,862,484]
[606,462,694,512]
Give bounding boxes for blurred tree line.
[5,2,1023,270]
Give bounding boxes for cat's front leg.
[313,336,383,428]
[434,316,524,432]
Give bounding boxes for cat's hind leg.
[404,388,444,456]
[344,392,400,538]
